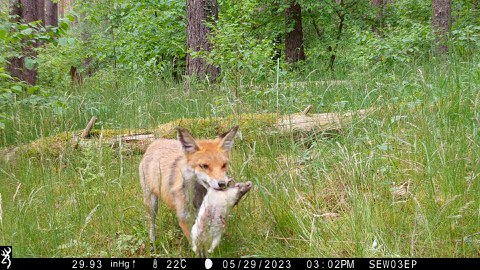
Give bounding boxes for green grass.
[1,56,479,258]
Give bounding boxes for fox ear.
[177,127,199,154]
[219,125,239,151]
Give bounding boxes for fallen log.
[81,116,97,139]
[276,109,367,132]
[77,132,156,154]
[1,107,368,160]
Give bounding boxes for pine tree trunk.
[37,0,45,26]
[80,0,91,76]
[59,0,64,18]
[432,0,451,54]
[285,2,305,63]
[35,0,45,48]
[7,0,24,81]
[473,0,478,18]
[186,0,220,80]
[20,0,39,85]
[371,0,383,35]
[45,0,58,27]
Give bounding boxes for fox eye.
[222,163,227,169]
[199,164,209,170]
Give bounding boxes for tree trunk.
[58,0,75,19]
[371,0,383,35]
[37,0,45,26]
[473,0,478,18]
[21,0,38,24]
[186,0,220,80]
[79,0,91,77]
[285,2,305,63]
[45,0,58,27]
[272,35,282,61]
[328,10,345,72]
[311,18,324,40]
[432,0,451,54]
[20,0,39,85]
[59,0,64,18]
[7,0,24,81]
[35,0,46,48]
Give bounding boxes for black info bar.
[6,258,478,270]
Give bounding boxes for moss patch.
[21,131,77,158]
[156,113,278,141]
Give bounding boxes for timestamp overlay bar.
[10,258,478,270]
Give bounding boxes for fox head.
[178,126,239,190]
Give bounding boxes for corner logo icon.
[0,246,11,270]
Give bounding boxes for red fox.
[191,181,252,256]
[139,126,239,244]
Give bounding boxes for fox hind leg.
[142,185,158,251]
[149,194,158,245]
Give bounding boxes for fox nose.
[218,180,227,189]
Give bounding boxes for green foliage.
[36,36,83,87]
[73,0,186,78]
[384,0,431,26]
[206,21,276,85]
[0,13,71,128]
[452,0,480,28]
[451,25,480,57]
[1,15,71,70]
[302,0,434,71]
[351,23,434,68]
[0,68,23,105]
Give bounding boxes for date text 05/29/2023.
[218,259,417,269]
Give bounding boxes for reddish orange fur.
[139,126,238,244]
